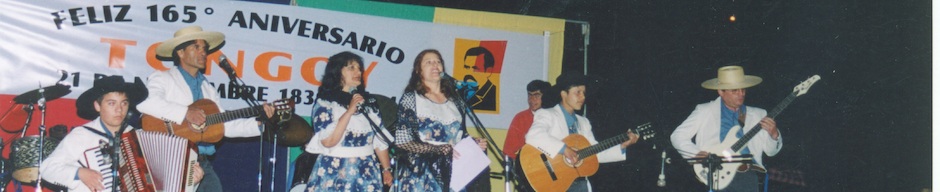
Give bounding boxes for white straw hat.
[155,26,224,58]
[701,65,762,90]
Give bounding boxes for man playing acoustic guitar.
[137,26,275,192]
[523,72,639,192]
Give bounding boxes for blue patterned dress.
[392,92,468,192]
[304,98,391,192]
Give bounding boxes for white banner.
[0,0,547,128]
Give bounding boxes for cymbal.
[13,84,71,104]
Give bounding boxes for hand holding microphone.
[350,88,376,113]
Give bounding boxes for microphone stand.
[686,154,753,191]
[446,83,506,182]
[225,74,271,192]
[358,105,395,150]
[110,115,132,192]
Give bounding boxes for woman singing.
[303,51,393,191]
[393,49,488,191]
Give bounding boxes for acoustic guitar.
[519,122,655,191]
[141,99,294,143]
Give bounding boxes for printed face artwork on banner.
[453,38,508,114]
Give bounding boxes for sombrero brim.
[155,31,225,59]
[701,76,762,90]
[76,78,149,120]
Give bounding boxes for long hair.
[316,51,365,106]
[403,49,458,99]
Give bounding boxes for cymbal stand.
[10,102,35,192]
[686,154,753,192]
[34,87,47,192]
[17,104,34,138]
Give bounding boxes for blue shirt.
[177,66,215,155]
[561,105,579,134]
[719,100,749,155]
[177,66,206,102]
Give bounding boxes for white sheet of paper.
[450,137,490,191]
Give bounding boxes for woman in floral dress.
[392,49,489,191]
[304,51,393,192]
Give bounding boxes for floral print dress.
[304,98,391,192]
[392,92,468,192]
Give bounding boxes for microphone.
[219,54,237,80]
[443,73,469,88]
[350,88,376,113]
[440,73,472,100]
[440,72,455,81]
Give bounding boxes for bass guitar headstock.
[793,75,821,97]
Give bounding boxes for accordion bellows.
[85,130,198,192]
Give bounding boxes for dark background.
[251,0,932,191]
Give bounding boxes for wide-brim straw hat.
[76,76,148,120]
[701,65,762,90]
[155,26,224,59]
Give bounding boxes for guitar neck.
[204,105,264,125]
[576,132,631,160]
[731,92,797,151]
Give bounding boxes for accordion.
[83,130,199,192]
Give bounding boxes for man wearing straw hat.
[137,26,275,192]
[670,66,783,191]
[41,76,204,191]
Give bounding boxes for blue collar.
[176,66,206,101]
[559,104,579,134]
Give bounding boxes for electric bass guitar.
[693,75,820,190]
[519,122,655,192]
[141,99,294,143]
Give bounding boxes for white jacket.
[670,97,783,166]
[40,118,134,192]
[137,69,261,137]
[524,105,627,163]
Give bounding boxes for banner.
[0,0,548,130]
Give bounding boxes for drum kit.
[0,83,71,189]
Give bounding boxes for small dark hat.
[553,72,590,91]
[75,76,148,120]
[541,72,598,109]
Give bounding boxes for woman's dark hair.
[319,51,365,93]
[316,51,365,106]
[403,49,458,99]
